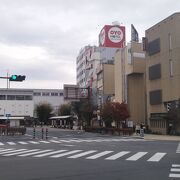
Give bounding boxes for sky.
[0,0,179,90]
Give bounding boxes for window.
[0,95,6,100]
[149,64,161,80]
[149,90,162,105]
[51,92,59,96]
[168,33,172,50]
[59,93,63,96]
[42,92,50,96]
[16,95,25,100]
[34,92,41,96]
[7,95,16,100]
[169,59,173,77]
[25,95,33,100]
[148,38,160,56]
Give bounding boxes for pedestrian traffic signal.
[9,75,26,82]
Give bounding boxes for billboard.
[99,25,126,48]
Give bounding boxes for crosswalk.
[0,147,166,162]
[169,164,180,178]
[176,142,180,153]
[0,138,148,146]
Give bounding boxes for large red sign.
[99,25,126,48]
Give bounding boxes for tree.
[58,104,71,116]
[35,103,53,125]
[100,102,114,128]
[112,102,130,128]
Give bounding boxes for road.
[0,127,180,180]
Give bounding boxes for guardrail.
[0,125,26,135]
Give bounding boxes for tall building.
[114,41,146,126]
[145,12,180,134]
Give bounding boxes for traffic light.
[9,75,26,82]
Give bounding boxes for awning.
[49,115,71,120]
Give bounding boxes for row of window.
[33,92,63,96]
[150,119,166,129]
[0,95,33,100]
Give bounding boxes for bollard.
[140,128,144,138]
[42,128,44,139]
[46,128,48,140]
[33,127,36,139]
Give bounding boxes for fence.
[0,125,26,135]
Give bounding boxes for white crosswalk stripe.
[28,141,40,144]
[176,142,180,153]
[0,149,27,155]
[39,141,50,144]
[169,164,180,178]
[34,150,67,157]
[0,142,4,145]
[18,141,28,145]
[19,149,53,157]
[3,149,40,156]
[50,150,83,158]
[86,151,113,159]
[68,150,97,159]
[7,142,16,145]
[126,152,148,161]
[49,140,62,143]
[105,151,130,160]
[147,153,166,162]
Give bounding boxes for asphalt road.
[0,127,179,180]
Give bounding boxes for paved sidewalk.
[132,133,180,141]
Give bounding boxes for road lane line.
[147,153,166,162]
[86,151,113,159]
[34,150,67,157]
[50,150,83,158]
[3,149,40,156]
[126,152,148,161]
[68,150,97,159]
[19,149,53,157]
[105,151,130,160]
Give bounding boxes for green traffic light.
[12,75,17,80]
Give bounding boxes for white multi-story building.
[0,88,64,118]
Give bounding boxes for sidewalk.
[133,133,180,141]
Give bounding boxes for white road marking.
[172,164,180,168]
[169,174,180,178]
[105,151,130,160]
[28,141,40,144]
[0,142,4,145]
[126,152,148,161]
[171,168,180,172]
[68,150,97,159]
[50,150,83,158]
[0,149,27,155]
[49,140,62,143]
[86,151,113,159]
[176,142,180,153]
[18,141,28,145]
[3,149,40,156]
[7,142,16,145]
[19,149,53,157]
[147,153,166,162]
[34,150,67,157]
[39,141,50,144]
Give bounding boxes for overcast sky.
[0,0,179,89]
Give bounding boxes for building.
[114,41,146,126]
[0,88,64,120]
[145,12,180,134]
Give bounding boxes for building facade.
[0,88,64,118]
[145,13,180,134]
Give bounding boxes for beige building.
[114,42,146,126]
[145,13,180,134]
[96,63,115,106]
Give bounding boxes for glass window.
[25,95,33,100]
[34,92,41,96]
[42,92,50,96]
[51,92,59,96]
[0,95,6,100]
[7,95,16,100]
[169,59,173,77]
[59,93,63,96]
[168,33,172,50]
[16,95,25,100]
